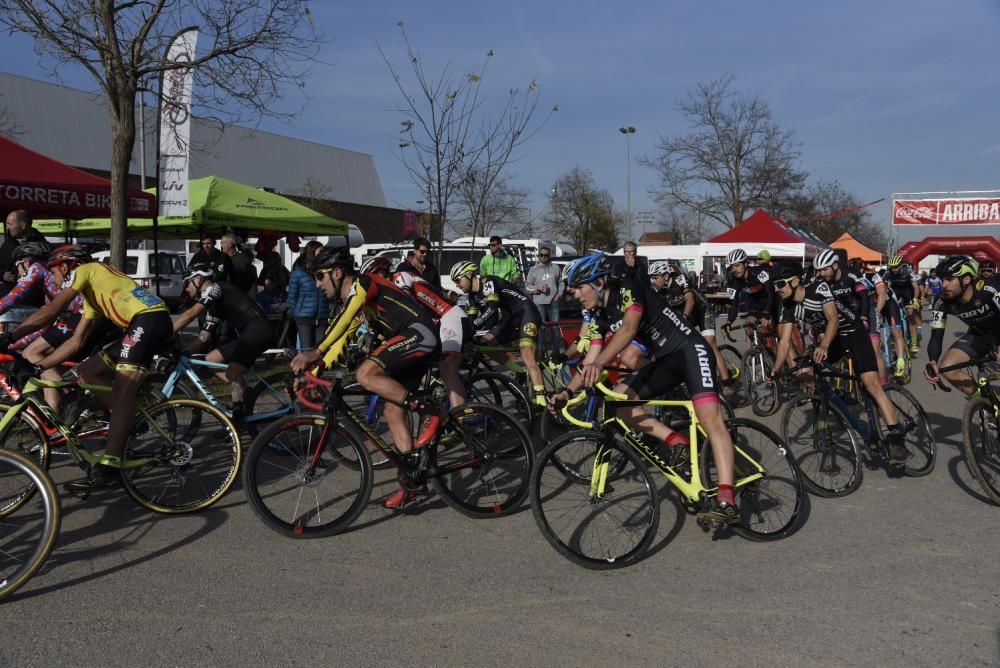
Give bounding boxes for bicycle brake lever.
[926,363,950,392]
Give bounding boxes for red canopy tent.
[701,209,826,261]
[0,135,155,219]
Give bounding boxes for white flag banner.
[158,28,198,217]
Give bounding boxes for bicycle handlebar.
[929,355,998,393]
[296,371,334,411]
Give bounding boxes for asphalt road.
[2,340,999,667]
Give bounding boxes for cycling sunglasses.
[313,268,335,281]
[772,277,794,291]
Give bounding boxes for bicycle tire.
[530,430,659,569]
[961,396,1000,505]
[0,448,61,601]
[538,390,602,447]
[120,399,241,513]
[432,403,534,517]
[466,371,533,423]
[701,418,804,540]
[0,405,50,515]
[780,393,863,497]
[244,372,298,438]
[242,413,373,538]
[718,344,746,406]
[744,351,780,417]
[883,385,935,476]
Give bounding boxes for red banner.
[894,198,1000,225]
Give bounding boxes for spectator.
[287,240,330,350]
[258,250,290,295]
[221,233,257,294]
[395,236,440,287]
[190,233,232,283]
[0,210,48,299]
[480,235,520,283]
[617,241,647,283]
[525,246,562,322]
[256,276,285,316]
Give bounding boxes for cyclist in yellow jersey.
[0,245,174,491]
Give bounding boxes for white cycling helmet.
[726,249,747,267]
[813,249,839,270]
[648,260,671,276]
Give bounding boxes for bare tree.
[0,1,321,267]
[657,206,714,245]
[545,167,623,253]
[786,180,887,251]
[379,21,555,263]
[643,75,806,230]
[452,169,530,238]
[297,176,334,209]
[0,95,21,138]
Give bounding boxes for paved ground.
[2,339,999,667]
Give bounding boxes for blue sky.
[1,1,998,244]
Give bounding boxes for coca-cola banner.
[893,198,1000,225]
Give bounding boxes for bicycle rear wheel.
[780,393,863,497]
[242,414,373,538]
[883,385,935,476]
[244,372,297,438]
[744,351,779,417]
[530,430,658,569]
[718,344,746,406]
[121,399,241,513]
[0,448,61,601]
[432,403,533,517]
[961,397,1000,505]
[0,406,50,517]
[466,371,533,423]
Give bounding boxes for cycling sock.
[717,484,735,506]
[665,431,689,447]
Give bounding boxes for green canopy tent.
[37,175,348,238]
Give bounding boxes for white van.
[92,250,187,305]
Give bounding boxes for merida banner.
[893,198,1000,225]
[158,28,198,218]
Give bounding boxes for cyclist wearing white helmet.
[722,248,776,338]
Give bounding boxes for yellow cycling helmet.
[449,261,479,282]
[887,255,904,268]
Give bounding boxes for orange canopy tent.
[831,232,883,263]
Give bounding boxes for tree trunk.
[108,89,137,271]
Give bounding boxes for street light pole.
[619,126,636,240]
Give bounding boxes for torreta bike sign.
[893,197,1000,225]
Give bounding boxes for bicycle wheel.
[701,418,804,540]
[538,391,602,446]
[961,397,1000,505]
[0,448,61,601]
[0,404,50,494]
[244,372,297,438]
[341,383,396,470]
[744,351,779,417]
[466,371,533,423]
[780,393,863,497]
[432,403,534,517]
[883,385,935,476]
[242,414,373,538]
[120,399,241,513]
[530,430,659,569]
[718,344,746,406]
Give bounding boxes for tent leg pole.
[153,215,160,297]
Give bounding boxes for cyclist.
[885,255,922,353]
[980,260,997,280]
[291,248,440,510]
[807,250,909,465]
[768,262,811,387]
[925,269,942,302]
[924,256,1000,395]
[549,254,741,526]
[361,255,470,408]
[835,256,888,383]
[0,244,173,490]
[450,261,546,407]
[873,264,910,379]
[722,249,777,342]
[171,262,275,415]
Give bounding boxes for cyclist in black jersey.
[924,256,1000,394]
[722,249,776,339]
[886,255,922,352]
[829,258,891,384]
[173,262,275,411]
[451,262,546,406]
[549,254,740,526]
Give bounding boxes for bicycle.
[726,320,782,417]
[530,379,804,569]
[879,307,912,384]
[0,353,241,513]
[241,370,535,538]
[934,357,1000,505]
[781,356,934,497]
[0,447,61,601]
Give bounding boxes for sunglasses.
[539,253,550,258]
[772,278,794,291]
[489,243,500,247]
[313,268,334,280]
[416,248,429,254]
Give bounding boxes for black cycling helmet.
[183,261,215,283]
[935,255,978,279]
[12,241,51,264]
[980,260,996,272]
[311,246,355,274]
[772,262,803,282]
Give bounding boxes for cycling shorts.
[41,312,81,348]
[439,308,470,356]
[829,329,879,376]
[101,311,173,374]
[881,298,904,329]
[950,332,998,361]
[368,321,440,391]
[218,320,274,369]
[490,303,542,349]
[623,335,720,405]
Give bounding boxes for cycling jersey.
[67,262,167,328]
[885,265,918,304]
[0,263,84,317]
[726,267,775,323]
[832,269,874,333]
[661,273,707,332]
[468,275,541,348]
[928,276,1000,362]
[393,271,469,355]
[783,280,875,373]
[198,281,270,335]
[926,276,942,296]
[796,280,864,338]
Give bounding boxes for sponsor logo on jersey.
[976,279,985,291]
[523,322,538,338]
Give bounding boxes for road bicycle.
[725,320,785,416]
[780,356,934,497]
[241,370,535,538]
[0,353,241,513]
[879,307,912,384]
[0,447,60,601]
[934,356,1000,505]
[530,379,803,569]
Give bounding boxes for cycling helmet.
[311,246,354,274]
[935,255,978,279]
[772,262,803,282]
[12,241,51,263]
[756,250,772,262]
[449,261,478,283]
[726,249,748,267]
[565,253,610,288]
[813,249,839,270]
[980,260,996,272]
[360,255,392,275]
[647,260,671,276]
[887,255,904,268]
[183,262,215,283]
[46,244,92,269]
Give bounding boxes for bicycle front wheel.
[0,448,61,601]
[121,399,241,513]
[432,403,534,517]
[718,344,746,406]
[780,393,863,497]
[961,397,1000,504]
[530,430,659,569]
[745,351,780,417]
[883,385,935,476]
[0,406,50,517]
[243,414,373,538]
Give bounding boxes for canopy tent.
[36,175,348,238]
[830,232,883,263]
[701,209,826,261]
[0,135,155,218]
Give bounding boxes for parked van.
[92,250,187,305]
